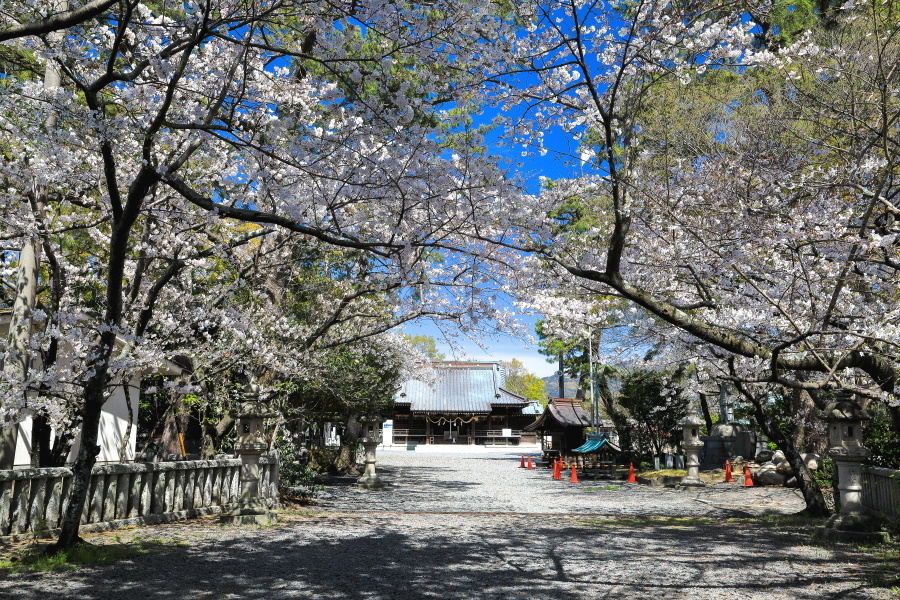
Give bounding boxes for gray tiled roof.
[523,398,592,431]
[396,362,527,414]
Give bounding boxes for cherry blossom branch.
[160,174,400,257]
[0,0,119,42]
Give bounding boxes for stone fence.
[0,456,279,541]
[862,466,899,521]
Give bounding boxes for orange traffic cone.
[527,456,534,470]
[724,461,734,483]
[743,464,754,487]
[570,465,579,483]
[626,463,637,483]
[553,459,561,480]
[519,455,526,468]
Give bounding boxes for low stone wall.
[0,456,279,541]
[862,466,900,520]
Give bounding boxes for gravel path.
[1,449,895,600]
[316,450,808,517]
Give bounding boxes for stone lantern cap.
[230,381,279,419]
[678,413,705,428]
[818,400,871,423]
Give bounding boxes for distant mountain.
[541,375,580,399]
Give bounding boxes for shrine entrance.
[425,415,479,444]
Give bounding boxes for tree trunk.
[31,414,52,468]
[160,397,191,459]
[648,422,663,459]
[49,377,105,550]
[735,381,830,517]
[334,414,361,475]
[51,173,147,549]
[789,388,827,454]
[698,392,714,434]
[0,237,40,469]
[777,433,830,517]
[48,429,75,468]
[118,377,135,463]
[200,415,234,459]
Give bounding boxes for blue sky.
[402,315,559,378]
[397,97,592,378]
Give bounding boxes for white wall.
[2,316,180,467]
[12,377,142,466]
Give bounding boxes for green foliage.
[812,457,836,489]
[501,358,546,402]
[403,334,446,361]
[864,402,900,469]
[535,320,591,384]
[534,322,628,414]
[616,370,688,459]
[276,436,324,499]
[768,0,820,44]
[284,343,403,421]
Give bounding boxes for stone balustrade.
[0,456,279,540]
[862,466,900,520]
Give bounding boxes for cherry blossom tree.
[490,1,898,515]
[0,0,521,548]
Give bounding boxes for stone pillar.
[679,410,705,488]
[221,381,278,526]
[356,415,388,489]
[816,394,887,542]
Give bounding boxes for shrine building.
[390,362,539,447]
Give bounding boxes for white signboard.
[382,419,394,446]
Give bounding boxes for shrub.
[276,438,324,499]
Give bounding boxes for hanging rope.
[423,414,482,425]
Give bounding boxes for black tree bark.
[732,378,830,517]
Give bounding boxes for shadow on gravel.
[7,517,890,600]
[323,466,481,494]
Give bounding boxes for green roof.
[572,436,620,453]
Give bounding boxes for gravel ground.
[1,449,896,600]
[316,450,808,517]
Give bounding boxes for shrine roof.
[395,362,527,414]
[523,398,592,431]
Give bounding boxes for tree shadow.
[5,515,889,600]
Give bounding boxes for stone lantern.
[678,408,705,488]
[816,392,885,541]
[356,414,388,489]
[221,380,279,525]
